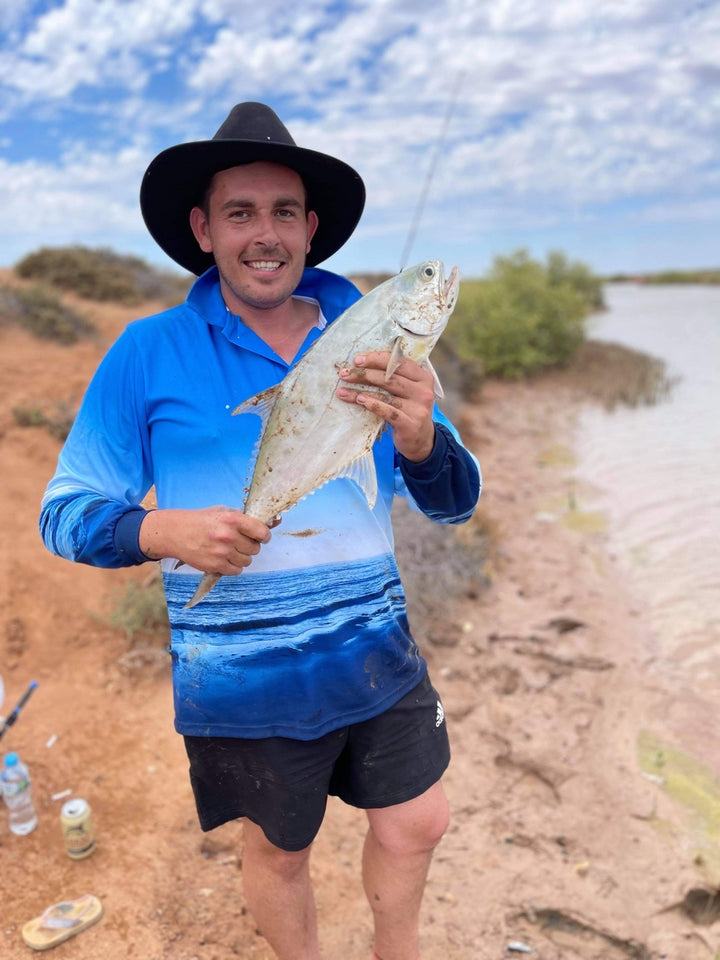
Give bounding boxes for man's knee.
[243,820,313,880]
[367,782,450,856]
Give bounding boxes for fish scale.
[187,259,459,607]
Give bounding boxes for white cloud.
[4,0,201,99]
[0,0,718,274]
[0,142,148,254]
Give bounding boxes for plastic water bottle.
[2,753,38,835]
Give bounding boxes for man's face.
[189,161,319,314]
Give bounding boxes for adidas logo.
[435,700,445,727]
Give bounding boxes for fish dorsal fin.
[232,384,280,431]
[386,336,405,381]
[334,449,378,509]
[424,358,445,400]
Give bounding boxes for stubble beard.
[218,248,306,313]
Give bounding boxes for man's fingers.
[218,508,272,544]
[338,358,431,398]
[353,351,428,381]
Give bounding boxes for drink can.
[60,797,96,859]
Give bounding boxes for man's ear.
[190,206,213,254]
[306,210,319,254]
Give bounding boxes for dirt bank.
[0,288,714,958]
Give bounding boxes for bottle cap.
[4,752,19,766]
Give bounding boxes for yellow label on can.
[60,798,96,859]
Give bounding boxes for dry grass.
[104,573,169,643]
[553,339,678,410]
[12,399,77,440]
[392,500,491,648]
[15,245,191,306]
[0,283,95,344]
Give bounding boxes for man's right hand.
[138,506,273,575]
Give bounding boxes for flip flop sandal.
[22,894,103,951]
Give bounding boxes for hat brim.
[140,141,365,275]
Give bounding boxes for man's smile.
[245,260,284,271]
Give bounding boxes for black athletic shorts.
[183,673,450,851]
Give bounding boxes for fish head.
[388,260,459,359]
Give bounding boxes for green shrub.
[446,250,596,380]
[12,405,46,428]
[13,400,77,440]
[609,268,720,285]
[106,578,169,641]
[15,245,191,305]
[0,284,95,344]
[546,249,606,311]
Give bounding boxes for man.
[40,103,480,960]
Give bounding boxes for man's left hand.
[336,351,436,462]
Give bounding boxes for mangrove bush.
[446,250,602,380]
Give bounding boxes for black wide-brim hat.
[140,102,366,275]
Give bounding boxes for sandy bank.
[0,304,715,958]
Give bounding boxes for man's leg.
[241,819,322,960]
[362,780,449,960]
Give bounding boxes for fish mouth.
[443,266,459,302]
[394,263,459,338]
[396,323,432,339]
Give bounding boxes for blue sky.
[1,0,718,279]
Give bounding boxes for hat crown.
[213,102,297,147]
[141,101,365,274]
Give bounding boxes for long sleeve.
[39,326,154,568]
[397,414,480,524]
[39,266,364,570]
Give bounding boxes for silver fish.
[186,259,459,607]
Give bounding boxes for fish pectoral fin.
[335,450,378,510]
[232,385,280,430]
[424,358,445,400]
[386,339,444,399]
[385,336,405,381]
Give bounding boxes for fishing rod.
[0,680,38,742]
[399,71,465,273]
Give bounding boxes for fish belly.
[244,395,382,522]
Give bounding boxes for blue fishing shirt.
[40,266,480,740]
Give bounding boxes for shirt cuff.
[113,507,151,564]
[398,423,449,481]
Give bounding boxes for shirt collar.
[186,266,327,366]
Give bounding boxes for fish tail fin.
[185,572,221,609]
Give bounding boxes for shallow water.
[574,283,720,765]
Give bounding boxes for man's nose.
[252,211,281,245]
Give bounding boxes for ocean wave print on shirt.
[163,553,427,740]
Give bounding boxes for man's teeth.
[247,260,282,270]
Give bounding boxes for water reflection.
[574,283,720,753]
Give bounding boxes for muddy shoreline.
[0,292,715,958]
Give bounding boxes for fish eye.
[422,265,435,280]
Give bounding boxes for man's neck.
[232,296,319,363]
